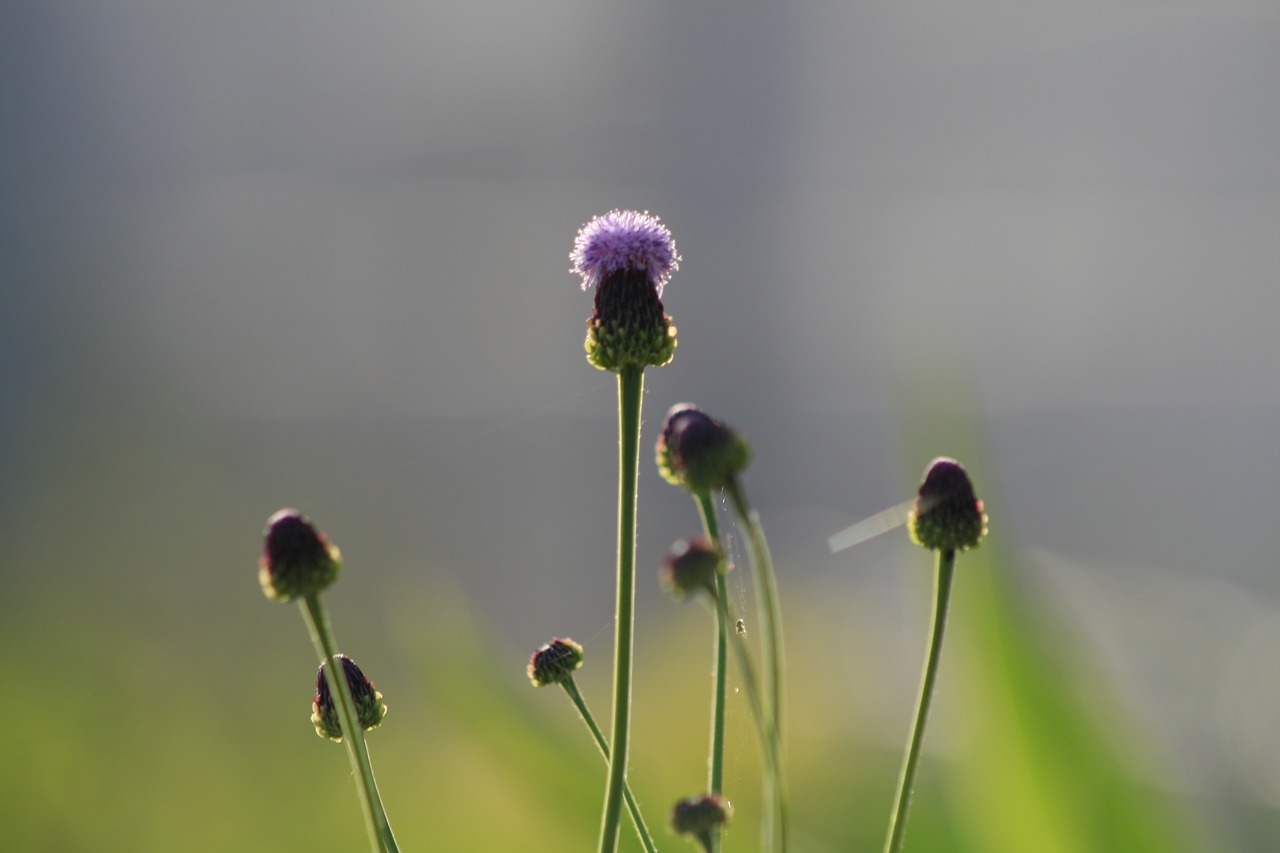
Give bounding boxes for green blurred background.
[3,2,1279,850]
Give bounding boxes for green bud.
[259,509,341,602]
[908,457,988,552]
[527,637,585,688]
[311,654,387,742]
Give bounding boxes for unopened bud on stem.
[657,404,752,494]
[527,637,585,688]
[312,654,387,741]
[259,509,341,602]
[908,457,988,552]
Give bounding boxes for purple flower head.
[570,210,680,297]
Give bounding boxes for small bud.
[312,654,387,741]
[670,793,731,852]
[656,404,752,494]
[259,509,341,601]
[660,536,721,600]
[907,457,988,552]
[570,210,680,373]
[527,637,585,688]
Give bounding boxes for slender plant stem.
[883,549,956,853]
[598,364,644,853]
[696,491,729,853]
[561,678,658,853]
[712,596,768,756]
[725,479,789,852]
[712,593,783,851]
[724,480,785,742]
[299,594,400,853]
[695,492,729,795]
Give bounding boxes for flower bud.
[312,654,387,741]
[670,793,731,852]
[259,509,341,602]
[656,404,752,494]
[527,637,585,688]
[570,210,679,372]
[907,457,988,552]
[660,536,721,600]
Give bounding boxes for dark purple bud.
[656,404,752,494]
[312,654,387,742]
[527,637,585,688]
[259,509,341,602]
[908,457,988,552]
[670,793,731,852]
[660,536,722,600]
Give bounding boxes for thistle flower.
[527,637,585,688]
[907,457,988,552]
[660,536,721,600]
[670,793,732,852]
[657,403,753,494]
[570,210,679,372]
[312,654,387,742]
[259,509,341,602]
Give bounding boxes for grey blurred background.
[3,1,1279,848]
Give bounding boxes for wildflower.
[312,654,387,741]
[670,793,731,852]
[259,509,341,602]
[657,404,752,494]
[660,536,721,600]
[907,457,988,552]
[570,210,679,372]
[527,637,585,688]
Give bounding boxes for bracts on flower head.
[657,404,753,495]
[527,637,585,688]
[571,210,680,373]
[259,509,342,602]
[908,457,988,552]
[312,654,387,741]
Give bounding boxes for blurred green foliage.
[0,541,1217,851]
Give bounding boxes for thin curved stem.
[299,594,400,853]
[696,492,729,796]
[712,596,769,756]
[883,549,956,853]
[696,491,729,853]
[598,365,644,853]
[712,593,783,851]
[725,479,789,852]
[561,678,658,853]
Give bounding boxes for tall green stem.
[696,492,729,853]
[562,678,658,853]
[695,492,729,796]
[598,364,644,853]
[299,594,400,853]
[883,549,956,853]
[725,479,788,851]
